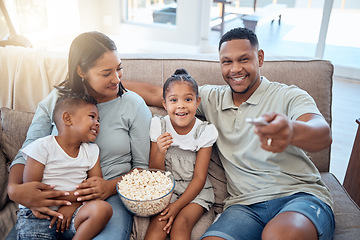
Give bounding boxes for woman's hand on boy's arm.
[8,164,71,220]
[74,177,116,201]
[73,157,115,201]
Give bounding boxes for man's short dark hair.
[219,27,259,51]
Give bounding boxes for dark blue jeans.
[201,193,335,240]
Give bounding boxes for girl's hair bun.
[173,68,188,75]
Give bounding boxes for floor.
[330,77,360,183]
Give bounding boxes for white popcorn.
[117,169,174,216]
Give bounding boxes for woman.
[7,31,152,239]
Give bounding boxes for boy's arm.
[122,80,163,108]
[8,163,70,220]
[24,157,78,203]
[23,157,45,183]
[87,157,103,178]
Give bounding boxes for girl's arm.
[149,141,165,170]
[149,132,173,170]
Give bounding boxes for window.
[126,0,177,25]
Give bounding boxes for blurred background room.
[1,0,359,183]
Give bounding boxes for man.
[123,27,335,240]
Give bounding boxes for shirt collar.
[221,76,270,110]
[246,76,270,106]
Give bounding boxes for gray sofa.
[1,46,360,239]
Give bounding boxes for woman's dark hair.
[218,27,259,51]
[162,68,199,99]
[56,31,126,96]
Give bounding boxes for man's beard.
[228,77,259,94]
[229,85,250,94]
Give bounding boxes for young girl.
[144,69,218,240]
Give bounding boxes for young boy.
[16,93,112,240]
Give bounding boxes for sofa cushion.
[0,107,34,211]
[321,172,360,239]
[0,149,9,211]
[0,107,34,162]
[208,147,229,215]
[0,201,17,238]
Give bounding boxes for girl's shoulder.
[151,115,169,133]
[194,118,218,147]
[195,118,217,133]
[151,114,166,125]
[150,115,168,141]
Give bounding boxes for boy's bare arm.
[122,80,163,108]
[23,158,77,203]
[88,157,103,178]
[23,157,45,183]
[8,163,70,208]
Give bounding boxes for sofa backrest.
[0,48,333,172]
[120,53,333,172]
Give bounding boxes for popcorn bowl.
[116,168,175,217]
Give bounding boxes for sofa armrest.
[343,118,360,207]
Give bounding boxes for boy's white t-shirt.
[150,115,218,151]
[21,135,99,192]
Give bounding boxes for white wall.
[78,0,102,31]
